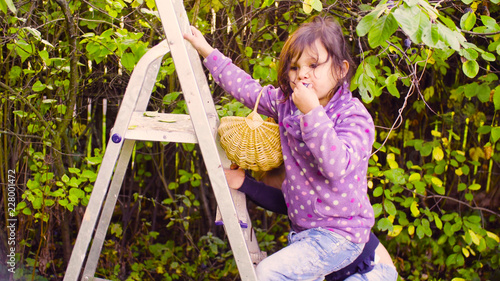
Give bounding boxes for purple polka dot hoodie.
[205,50,375,243]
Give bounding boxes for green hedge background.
[0,0,499,280]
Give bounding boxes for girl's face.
[288,40,348,107]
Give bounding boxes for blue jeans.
[256,228,364,281]
[344,263,398,281]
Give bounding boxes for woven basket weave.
[218,90,282,171]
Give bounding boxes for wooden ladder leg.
[63,136,126,281]
[82,139,136,279]
[64,41,168,281]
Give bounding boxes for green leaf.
[68,177,80,188]
[357,10,380,37]
[383,168,406,185]
[462,60,479,78]
[393,5,422,42]
[481,52,496,62]
[414,181,426,195]
[0,0,17,14]
[260,0,274,8]
[27,179,40,190]
[460,12,476,31]
[492,127,500,143]
[310,0,322,11]
[420,142,433,156]
[245,46,253,58]
[44,199,55,207]
[480,15,499,30]
[68,167,81,174]
[357,73,377,103]
[385,74,400,98]
[384,200,397,216]
[421,23,440,48]
[434,214,443,229]
[15,40,33,62]
[33,197,43,209]
[50,188,65,197]
[494,86,500,110]
[32,81,47,92]
[461,48,478,61]
[59,198,68,207]
[476,83,491,103]
[8,65,22,81]
[438,23,462,51]
[368,14,398,48]
[69,188,85,198]
[121,52,136,71]
[377,217,393,232]
[86,156,102,165]
[17,201,27,210]
[373,186,383,197]
[373,203,383,218]
[416,224,425,239]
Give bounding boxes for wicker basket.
[218,90,282,171]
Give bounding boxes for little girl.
[185,16,376,280]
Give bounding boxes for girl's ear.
[340,60,349,79]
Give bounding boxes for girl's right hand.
[183,26,215,58]
[223,167,245,190]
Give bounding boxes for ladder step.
[125,111,218,143]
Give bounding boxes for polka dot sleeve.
[203,49,280,119]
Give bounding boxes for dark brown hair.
[277,16,355,98]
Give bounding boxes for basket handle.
[253,89,265,112]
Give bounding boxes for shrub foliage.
[0,0,499,280]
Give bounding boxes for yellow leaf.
[388,225,403,237]
[441,137,449,147]
[486,231,500,242]
[462,247,470,258]
[410,201,420,217]
[425,49,435,64]
[387,153,399,169]
[156,265,165,274]
[408,173,421,182]
[388,159,399,169]
[368,180,373,189]
[469,147,485,161]
[455,167,463,176]
[469,229,481,246]
[431,130,441,137]
[303,0,313,13]
[433,146,444,161]
[431,177,443,187]
[408,225,415,236]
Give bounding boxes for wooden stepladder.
[63,0,265,280]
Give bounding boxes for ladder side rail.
[82,43,170,279]
[216,141,266,265]
[165,0,219,119]
[63,41,169,281]
[82,139,136,279]
[155,1,258,280]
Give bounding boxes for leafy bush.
[1,0,498,280]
